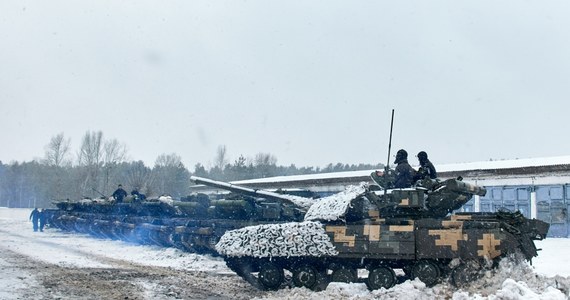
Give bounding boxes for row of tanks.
[46,176,314,253]
[46,172,550,291]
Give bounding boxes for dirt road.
[0,228,265,300]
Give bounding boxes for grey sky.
[1,1,569,169]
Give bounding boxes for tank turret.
[364,176,487,219]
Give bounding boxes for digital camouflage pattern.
[219,177,549,291]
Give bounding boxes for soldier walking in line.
[39,208,47,232]
[29,208,40,232]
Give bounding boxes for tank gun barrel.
[444,179,487,197]
[190,176,315,209]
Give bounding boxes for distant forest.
[0,131,384,208]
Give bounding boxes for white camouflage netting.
[279,194,317,210]
[158,195,174,205]
[304,184,367,221]
[215,221,338,258]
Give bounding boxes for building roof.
[437,155,570,172]
[231,155,570,185]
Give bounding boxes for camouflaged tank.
[45,176,315,253]
[215,175,550,291]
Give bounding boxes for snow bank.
[215,221,338,258]
[257,279,448,300]
[451,255,570,299]
[255,261,570,300]
[304,184,367,221]
[492,279,566,300]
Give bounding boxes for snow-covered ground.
[1,208,569,299]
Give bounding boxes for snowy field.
[1,208,569,300]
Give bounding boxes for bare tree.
[254,152,277,166]
[42,133,72,200]
[126,161,154,197]
[153,153,190,198]
[77,131,104,167]
[103,139,128,164]
[100,138,129,194]
[213,145,229,170]
[76,131,111,197]
[44,133,71,167]
[155,153,183,168]
[253,152,278,178]
[75,131,131,196]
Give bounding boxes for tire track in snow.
[0,228,264,299]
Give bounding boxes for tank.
[215,174,550,291]
[45,176,315,253]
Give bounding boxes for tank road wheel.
[292,264,318,288]
[312,271,330,291]
[258,261,284,290]
[411,260,441,287]
[331,266,358,283]
[292,264,330,291]
[451,260,482,287]
[366,266,397,290]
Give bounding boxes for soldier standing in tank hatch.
[112,184,128,203]
[394,149,416,188]
[29,208,40,232]
[131,188,146,202]
[414,151,437,181]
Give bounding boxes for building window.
[550,186,563,200]
[536,187,550,201]
[492,189,502,200]
[503,189,516,201]
[517,188,529,200]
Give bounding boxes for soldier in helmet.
[414,151,437,181]
[394,149,416,188]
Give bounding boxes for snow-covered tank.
[215,175,550,290]
[45,176,315,253]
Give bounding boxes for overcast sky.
[1,1,569,170]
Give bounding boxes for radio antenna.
[384,109,395,196]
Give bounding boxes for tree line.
[0,131,383,208]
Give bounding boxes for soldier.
[38,208,47,232]
[393,149,416,188]
[29,208,40,232]
[414,151,437,180]
[131,188,146,202]
[112,184,128,203]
